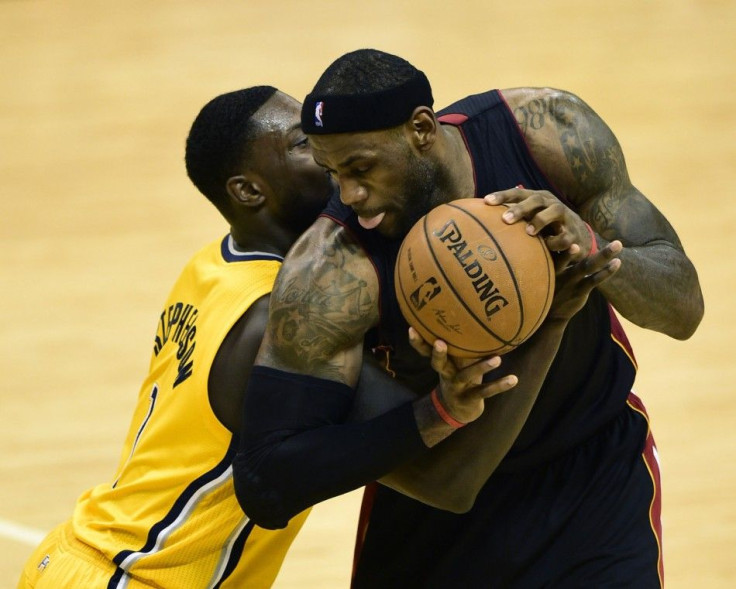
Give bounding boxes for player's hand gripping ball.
[395,198,555,357]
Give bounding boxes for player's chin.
[375,215,403,239]
[381,211,419,240]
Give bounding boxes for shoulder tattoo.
[263,228,378,375]
[513,91,629,231]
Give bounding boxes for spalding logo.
[432,219,509,318]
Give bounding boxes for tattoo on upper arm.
[264,229,377,377]
[513,91,630,235]
[513,91,688,254]
[513,97,550,133]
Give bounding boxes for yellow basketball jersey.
[70,235,309,588]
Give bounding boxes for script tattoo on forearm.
[267,231,376,375]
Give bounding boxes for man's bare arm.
[502,87,703,339]
[257,217,378,384]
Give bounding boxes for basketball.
[394,198,555,357]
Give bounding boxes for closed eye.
[315,162,337,177]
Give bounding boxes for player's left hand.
[484,187,595,270]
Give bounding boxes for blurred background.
[1,1,734,586]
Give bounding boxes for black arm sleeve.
[233,366,427,529]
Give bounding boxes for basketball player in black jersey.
[234,50,703,587]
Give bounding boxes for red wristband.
[430,388,466,429]
[584,223,598,256]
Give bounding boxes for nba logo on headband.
[301,72,433,134]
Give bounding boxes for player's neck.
[441,125,476,199]
[229,223,295,258]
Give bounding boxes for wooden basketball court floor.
[1,1,734,586]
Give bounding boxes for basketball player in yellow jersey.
[18,87,336,588]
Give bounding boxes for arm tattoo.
[265,229,377,377]
[514,90,702,338]
[513,91,630,235]
[513,97,550,133]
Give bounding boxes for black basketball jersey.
[320,89,637,470]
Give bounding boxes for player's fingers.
[546,232,584,273]
[524,201,568,236]
[500,189,568,227]
[407,326,433,358]
[544,231,577,255]
[475,374,519,399]
[553,249,583,275]
[500,194,549,225]
[456,355,502,383]
[484,186,528,206]
[553,250,573,273]
[586,258,622,286]
[429,339,455,377]
[562,241,621,294]
[582,240,623,275]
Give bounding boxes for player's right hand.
[547,240,622,322]
[408,327,518,425]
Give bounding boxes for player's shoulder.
[499,87,585,112]
[282,216,379,285]
[262,217,381,377]
[269,216,380,335]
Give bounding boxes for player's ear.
[226,175,265,208]
[408,106,437,152]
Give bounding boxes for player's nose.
[338,177,368,207]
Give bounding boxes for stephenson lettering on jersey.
[153,302,198,387]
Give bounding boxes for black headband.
[301,72,434,135]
